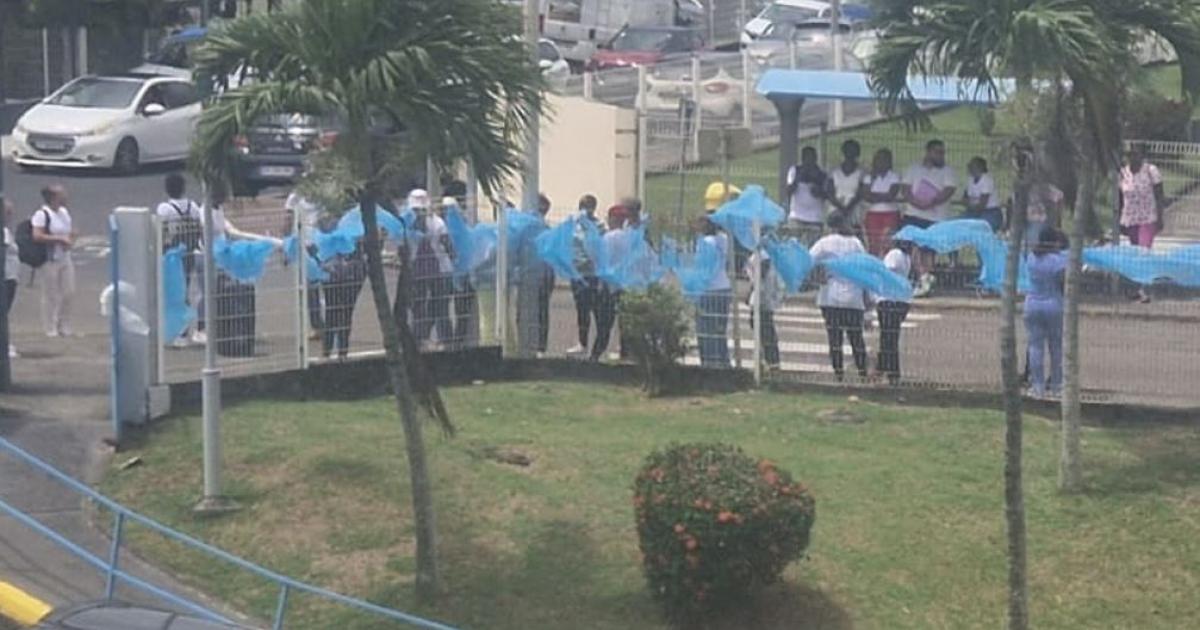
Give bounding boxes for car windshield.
[47,78,143,109]
[611,29,680,52]
[761,4,823,23]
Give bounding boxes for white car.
[644,57,745,119]
[10,74,203,174]
[538,38,572,90]
[742,0,831,46]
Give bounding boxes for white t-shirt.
[31,206,72,261]
[864,171,901,214]
[966,173,999,209]
[746,251,785,312]
[787,165,825,224]
[702,233,731,292]
[285,192,323,230]
[3,227,18,281]
[809,233,867,310]
[879,248,912,304]
[199,205,231,241]
[413,213,454,274]
[156,197,202,249]
[831,167,865,211]
[903,163,958,222]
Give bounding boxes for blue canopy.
[756,69,1012,104]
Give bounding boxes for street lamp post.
[195,183,235,514]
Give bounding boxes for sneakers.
[170,336,190,349]
[913,273,935,299]
[566,344,587,356]
[191,330,208,345]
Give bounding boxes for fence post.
[721,131,741,369]
[496,204,509,356]
[637,65,649,201]
[154,215,166,385]
[741,48,753,130]
[271,584,290,630]
[691,56,703,163]
[583,70,594,100]
[108,216,122,444]
[103,512,125,600]
[296,206,308,370]
[752,217,762,386]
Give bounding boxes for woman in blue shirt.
[1024,226,1068,398]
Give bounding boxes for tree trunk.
[1001,150,1031,630]
[360,193,442,599]
[1060,158,1094,493]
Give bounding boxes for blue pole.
[109,215,122,446]
[104,512,125,600]
[271,585,290,630]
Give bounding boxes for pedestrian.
[31,184,77,338]
[1024,226,1068,398]
[593,204,630,361]
[535,194,556,355]
[902,139,958,297]
[286,186,327,341]
[963,157,1003,232]
[827,139,865,228]
[568,194,604,356]
[695,215,732,368]
[785,146,828,246]
[876,238,914,385]
[1119,146,1166,303]
[810,213,869,381]
[746,249,783,370]
[443,197,477,349]
[407,189,455,345]
[704,182,742,215]
[3,199,19,358]
[861,148,902,257]
[202,185,279,357]
[321,241,367,361]
[156,174,205,346]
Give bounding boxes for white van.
[534,0,704,65]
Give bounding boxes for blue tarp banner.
[1083,245,1200,287]
[660,237,681,274]
[709,185,786,250]
[162,246,196,339]
[598,225,663,290]
[535,215,581,281]
[213,237,277,284]
[763,237,814,295]
[822,252,914,301]
[338,205,411,244]
[445,206,497,277]
[283,235,330,283]
[894,219,1008,291]
[677,237,723,299]
[581,218,608,277]
[505,209,546,266]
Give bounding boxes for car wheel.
[113,138,140,176]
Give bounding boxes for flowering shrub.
[632,443,816,622]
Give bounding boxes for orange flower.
[716,511,735,524]
[757,459,776,472]
[762,470,780,486]
[674,523,686,534]
[684,536,699,551]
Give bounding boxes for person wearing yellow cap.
[703,181,742,213]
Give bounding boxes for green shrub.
[618,284,690,396]
[633,443,817,623]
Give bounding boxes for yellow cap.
[704,182,742,211]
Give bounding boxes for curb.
[910,297,1200,323]
[0,581,52,627]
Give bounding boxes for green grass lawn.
[101,383,1200,629]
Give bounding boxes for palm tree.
[189,0,542,598]
[868,1,1200,627]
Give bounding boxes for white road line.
[736,304,942,322]
[683,355,834,373]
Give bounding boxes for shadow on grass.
[1084,427,1200,495]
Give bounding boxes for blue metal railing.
[0,437,460,630]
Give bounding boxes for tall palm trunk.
[360,192,441,599]
[1060,157,1095,493]
[1001,149,1032,630]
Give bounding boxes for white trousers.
[40,254,76,335]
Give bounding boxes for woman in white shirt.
[876,240,913,385]
[3,199,20,358]
[861,148,902,257]
[31,184,76,337]
[962,157,1003,232]
[809,213,869,380]
[695,216,732,369]
[827,140,865,225]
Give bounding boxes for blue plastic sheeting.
[213,237,277,284]
[677,237,724,298]
[339,205,410,243]
[162,246,196,339]
[894,219,1008,290]
[660,237,681,273]
[505,209,547,264]
[756,69,1011,104]
[595,225,663,290]
[708,185,785,250]
[581,219,608,276]
[822,252,914,301]
[445,206,498,277]
[536,215,581,281]
[283,235,331,283]
[1083,245,1200,287]
[763,238,814,295]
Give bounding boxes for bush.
[1123,92,1192,141]
[618,284,690,396]
[633,443,817,622]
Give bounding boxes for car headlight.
[78,121,118,138]
[14,122,28,135]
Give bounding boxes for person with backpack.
[406,189,455,345]
[156,174,205,346]
[3,199,19,359]
[30,184,77,338]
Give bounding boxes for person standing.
[534,194,556,355]
[786,146,828,246]
[827,140,865,228]
[876,239,913,385]
[963,157,1003,232]
[1024,226,1069,398]
[321,242,367,361]
[156,174,205,346]
[1119,147,1166,303]
[31,184,76,338]
[902,139,958,297]
[746,249,783,370]
[810,213,869,381]
[862,148,902,257]
[3,199,19,358]
[695,216,732,368]
[407,189,455,345]
[568,194,603,356]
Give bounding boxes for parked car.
[740,0,873,46]
[10,73,203,174]
[643,54,745,118]
[587,25,707,71]
[744,20,873,68]
[35,601,245,630]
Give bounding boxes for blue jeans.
[1024,303,1063,394]
[696,290,731,368]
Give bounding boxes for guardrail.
[0,437,459,630]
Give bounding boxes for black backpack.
[16,209,49,269]
[164,200,203,252]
